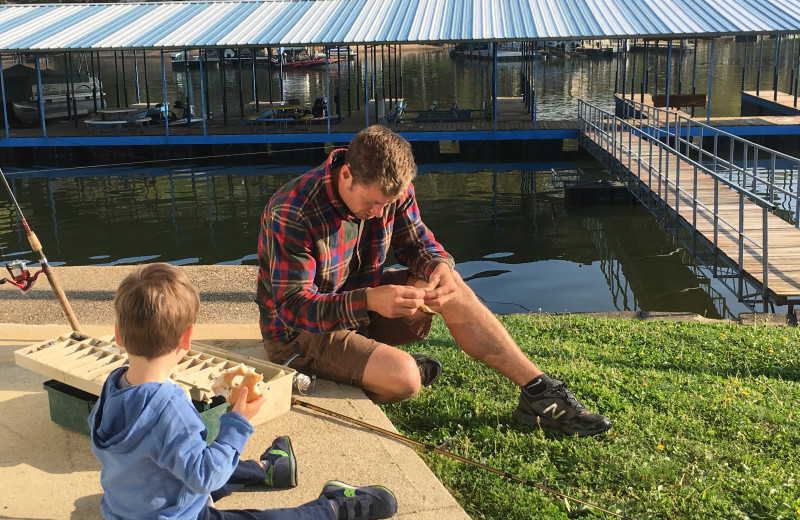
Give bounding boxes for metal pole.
[34,54,46,137]
[707,39,714,126]
[0,54,8,137]
[121,50,129,107]
[326,49,331,134]
[143,50,150,106]
[691,38,698,117]
[399,45,403,99]
[533,44,537,126]
[364,44,369,126]
[493,44,498,132]
[773,34,781,101]
[199,52,207,136]
[161,51,169,136]
[63,54,73,121]
[238,48,245,120]
[741,36,748,91]
[665,41,672,111]
[134,50,141,104]
[252,47,258,110]
[790,35,797,95]
[267,47,274,104]
[756,35,763,96]
[347,45,352,116]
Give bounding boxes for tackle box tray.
[16,332,294,426]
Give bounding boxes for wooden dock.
[580,108,800,311]
[0,97,581,144]
[616,92,800,132]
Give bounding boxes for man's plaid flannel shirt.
[256,149,454,343]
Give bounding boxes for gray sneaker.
[260,436,297,487]
[512,379,611,436]
[411,354,442,386]
[320,480,397,519]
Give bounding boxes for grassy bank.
[383,314,800,519]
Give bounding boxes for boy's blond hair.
[346,125,416,197]
[114,263,199,359]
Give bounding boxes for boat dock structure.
[0,0,799,156]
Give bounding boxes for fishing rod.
[291,397,632,520]
[1,168,82,332]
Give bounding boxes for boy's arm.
[155,401,253,494]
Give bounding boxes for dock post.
[34,54,46,138]
[0,54,8,138]
[707,39,715,126]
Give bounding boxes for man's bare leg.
[410,271,612,436]
[361,344,421,403]
[411,271,542,386]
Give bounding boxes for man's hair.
[346,125,416,196]
[114,263,199,359]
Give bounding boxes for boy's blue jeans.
[198,460,336,520]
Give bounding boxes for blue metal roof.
[0,0,798,52]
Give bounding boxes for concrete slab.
[0,323,469,520]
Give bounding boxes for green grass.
[382,314,800,520]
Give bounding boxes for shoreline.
[1,264,790,328]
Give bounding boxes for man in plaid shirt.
[257,126,611,437]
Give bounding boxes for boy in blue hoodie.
[89,263,398,520]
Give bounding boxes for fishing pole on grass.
[291,397,632,520]
[1,168,82,332]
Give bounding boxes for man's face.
[337,165,397,219]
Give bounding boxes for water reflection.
[0,164,751,319]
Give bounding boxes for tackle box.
[42,379,230,443]
[17,332,295,432]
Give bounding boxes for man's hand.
[231,386,266,423]
[421,263,457,310]
[366,284,426,318]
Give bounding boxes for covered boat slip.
[0,0,798,149]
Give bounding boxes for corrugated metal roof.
[0,0,797,52]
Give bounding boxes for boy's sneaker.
[512,379,611,436]
[261,436,297,487]
[320,480,397,520]
[411,354,442,386]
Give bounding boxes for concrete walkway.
[1,297,469,519]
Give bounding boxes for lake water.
[0,160,752,319]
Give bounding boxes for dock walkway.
[580,100,800,311]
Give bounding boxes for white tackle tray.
[14,331,295,425]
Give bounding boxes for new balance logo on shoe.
[542,403,566,420]
[512,379,613,436]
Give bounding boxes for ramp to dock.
[579,99,800,312]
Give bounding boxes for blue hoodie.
[89,367,253,520]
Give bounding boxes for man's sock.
[522,374,553,396]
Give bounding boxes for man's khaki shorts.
[263,269,433,386]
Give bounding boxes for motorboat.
[170,50,221,67]
[1,64,105,126]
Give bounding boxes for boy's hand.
[231,386,266,422]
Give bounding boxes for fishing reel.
[0,259,44,292]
